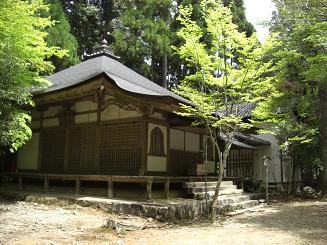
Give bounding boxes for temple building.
[13,41,284,185]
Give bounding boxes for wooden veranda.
[0,172,242,200]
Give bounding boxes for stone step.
[216,200,260,214]
[183,181,234,189]
[187,185,237,194]
[225,203,267,216]
[193,189,244,199]
[217,195,251,206]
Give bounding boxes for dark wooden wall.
[169,149,202,176]
[39,122,143,175]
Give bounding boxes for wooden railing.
[0,172,241,200]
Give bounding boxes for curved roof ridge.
[36,55,191,104]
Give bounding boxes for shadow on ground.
[234,200,327,243]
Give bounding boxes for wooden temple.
[8,41,270,180]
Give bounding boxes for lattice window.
[68,128,82,171]
[80,125,96,171]
[41,129,65,172]
[149,127,165,156]
[100,123,142,147]
[99,122,143,175]
[225,150,253,177]
[68,125,96,173]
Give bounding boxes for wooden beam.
[146,178,152,200]
[108,177,113,198]
[164,177,170,199]
[98,117,143,126]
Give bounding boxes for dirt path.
[0,199,326,245]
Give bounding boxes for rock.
[147,218,153,222]
[157,207,168,218]
[115,227,122,234]
[105,219,118,229]
[296,186,302,197]
[114,240,125,245]
[302,186,316,199]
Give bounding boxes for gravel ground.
[0,198,326,245]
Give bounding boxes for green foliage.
[0,0,64,151]
[61,0,120,56]
[174,0,274,220]
[255,0,327,148]
[46,0,79,71]
[175,1,274,131]
[61,0,102,55]
[254,0,327,190]
[112,0,172,85]
[222,0,255,37]
[169,0,255,88]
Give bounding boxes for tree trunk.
[162,54,168,88]
[318,82,327,193]
[210,159,225,223]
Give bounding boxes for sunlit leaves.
[174,0,274,134]
[0,0,62,151]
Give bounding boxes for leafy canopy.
[175,0,275,135]
[112,0,172,85]
[45,0,79,71]
[174,0,275,221]
[254,0,327,148]
[0,0,64,151]
[253,0,327,189]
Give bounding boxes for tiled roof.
[35,55,191,105]
[236,133,271,146]
[216,102,256,118]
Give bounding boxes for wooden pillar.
[97,101,102,122]
[139,116,148,176]
[75,177,80,195]
[94,126,101,172]
[18,175,23,191]
[63,128,70,172]
[166,126,171,174]
[108,177,113,198]
[164,177,170,199]
[44,175,49,192]
[146,178,152,200]
[238,149,241,177]
[37,110,44,170]
[95,92,103,173]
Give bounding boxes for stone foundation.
[0,190,259,221]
